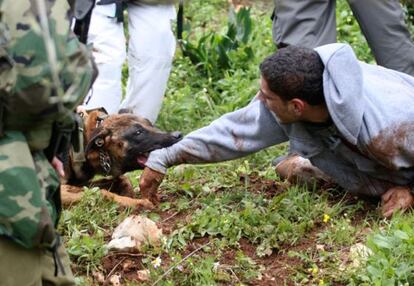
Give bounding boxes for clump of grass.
[59,187,132,274]
[167,183,349,257]
[350,212,414,285]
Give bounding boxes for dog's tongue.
[137,155,148,167]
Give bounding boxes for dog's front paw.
[118,197,155,210]
[100,190,155,209]
[136,187,160,205]
[136,198,155,210]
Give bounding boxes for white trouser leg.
[120,3,176,123]
[83,4,126,114]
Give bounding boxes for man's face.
[258,76,298,124]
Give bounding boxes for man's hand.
[139,167,165,204]
[381,186,414,218]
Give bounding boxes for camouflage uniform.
[0,0,94,285]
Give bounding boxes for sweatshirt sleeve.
[145,97,289,173]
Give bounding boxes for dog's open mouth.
[136,146,163,168]
[137,153,149,168]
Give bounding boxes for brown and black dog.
[60,108,182,208]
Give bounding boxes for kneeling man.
[139,43,414,218]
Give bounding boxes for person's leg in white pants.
[120,3,176,124]
[83,4,127,114]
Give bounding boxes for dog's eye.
[136,130,142,135]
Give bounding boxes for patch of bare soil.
[101,252,146,283]
[158,208,191,235]
[239,172,287,198]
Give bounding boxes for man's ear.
[289,98,305,116]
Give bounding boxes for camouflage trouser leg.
[0,131,58,248]
[0,236,75,286]
[0,131,74,285]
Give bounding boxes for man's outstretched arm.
[139,96,289,201]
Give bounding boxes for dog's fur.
[60,108,181,208]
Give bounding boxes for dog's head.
[82,109,182,177]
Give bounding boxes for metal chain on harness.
[92,109,112,175]
[99,149,111,175]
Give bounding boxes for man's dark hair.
[259,45,325,105]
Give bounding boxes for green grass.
[64,0,414,285]
[352,214,414,285]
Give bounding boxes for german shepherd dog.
[60,108,182,208]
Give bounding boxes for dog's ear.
[85,127,110,154]
[76,106,88,118]
[118,109,154,127]
[118,108,133,114]
[139,117,154,128]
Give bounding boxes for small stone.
[316,244,325,251]
[136,269,150,282]
[109,273,122,286]
[122,260,133,271]
[92,271,105,284]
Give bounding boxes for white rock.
[109,273,122,286]
[106,215,162,252]
[107,236,138,251]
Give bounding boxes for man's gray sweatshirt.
[146,43,414,196]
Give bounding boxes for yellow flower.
[323,214,330,223]
[311,265,319,275]
[319,279,325,285]
[151,256,162,269]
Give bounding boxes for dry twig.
[104,257,126,285]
